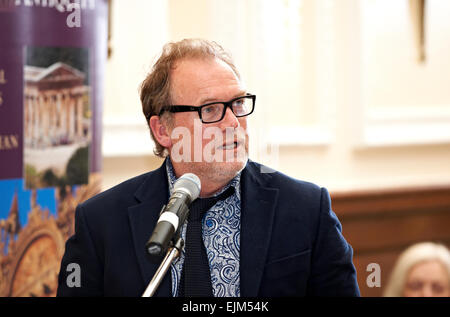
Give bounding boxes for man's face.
[166,57,249,186]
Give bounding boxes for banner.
[0,0,108,297]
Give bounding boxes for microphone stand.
[142,237,184,297]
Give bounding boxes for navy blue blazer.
[57,160,360,296]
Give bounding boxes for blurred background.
[102,0,450,296]
[103,0,450,191]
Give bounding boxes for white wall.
[102,0,450,193]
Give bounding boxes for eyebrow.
[199,91,247,105]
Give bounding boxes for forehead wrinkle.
[196,80,245,105]
[171,62,245,105]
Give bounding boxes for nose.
[219,107,240,130]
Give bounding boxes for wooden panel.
[332,185,450,217]
[331,186,450,297]
[353,250,400,297]
[343,210,450,252]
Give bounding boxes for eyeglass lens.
[201,96,253,123]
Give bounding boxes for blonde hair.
[140,38,240,157]
[383,242,450,297]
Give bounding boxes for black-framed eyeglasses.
[158,94,256,124]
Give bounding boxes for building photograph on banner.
[23,46,91,190]
[0,0,107,297]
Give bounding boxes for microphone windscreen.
[173,173,201,200]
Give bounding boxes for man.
[57,39,360,297]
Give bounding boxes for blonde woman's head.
[384,242,450,297]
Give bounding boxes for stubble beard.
[170,137,249,190]
[197,151,248,183]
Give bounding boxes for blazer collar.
[127,161,172,297]
[239,161,279,297]
[127,159,279,297]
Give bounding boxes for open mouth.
[219,141,239,150]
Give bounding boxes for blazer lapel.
[240,162,279,297]
[127,162,172,297]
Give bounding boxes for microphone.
[146,173,201,257]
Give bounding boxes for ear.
[149,115,172,148]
